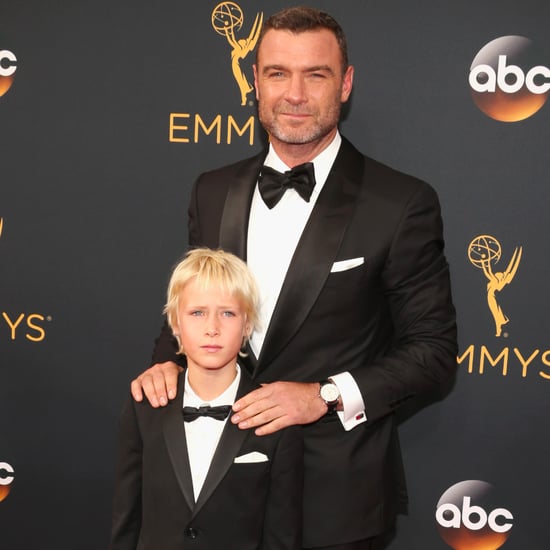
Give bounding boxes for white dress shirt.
[247,132,366,431]
[183,366,241,501]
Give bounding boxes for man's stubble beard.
[258,99,343,146]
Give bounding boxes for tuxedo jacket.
[152,137,457,547]
[110,370,303,550]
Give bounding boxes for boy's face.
[175,279,250,373]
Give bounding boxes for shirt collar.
[264,131,342,198]
[183,365,241,408]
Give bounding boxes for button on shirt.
[183,366,241,501]
[247,132,366,431]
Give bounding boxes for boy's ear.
[173,333,184,355]
[244,318,253,338]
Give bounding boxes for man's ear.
[341,65,354,103]
[253,64,260,100]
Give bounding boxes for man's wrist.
[318,379,340,414]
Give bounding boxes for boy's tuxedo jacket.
[110,369,303,550]
[152,137,458,547]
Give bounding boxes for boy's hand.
[231,381,326,435]
[131,361,182,407]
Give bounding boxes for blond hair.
[164,248,260,352]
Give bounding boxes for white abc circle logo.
[436,496,513,533]
[0,461,15,502]
[469,35,550,122]
[0,49,17,97]
[0,50,17,77]
[436,480,513,550]
[0,462,15,485]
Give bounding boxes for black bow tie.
[258,162,316,209]
[182,405,232,422]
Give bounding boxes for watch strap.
[319,379,339,414]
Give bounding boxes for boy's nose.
[205,317,219,336]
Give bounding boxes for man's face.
[253,28,353,147]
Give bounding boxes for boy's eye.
[222,311,236,317]
[190,310,204,316]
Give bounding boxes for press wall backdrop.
[1,1,549,548]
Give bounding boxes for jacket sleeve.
[109,396,143,550]
[352,182,457,423]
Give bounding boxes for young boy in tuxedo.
[109,248,303,550]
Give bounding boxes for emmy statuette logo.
[168,2,261,145]
[468,235,522,337]
[211,2,263,106]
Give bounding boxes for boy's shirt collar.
[183,365,241,408]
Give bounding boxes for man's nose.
[285,74,307,103]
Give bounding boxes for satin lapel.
[162,374,195,511]
[219,151,266,259]
[192,373,258,516]
[257,139,364,370]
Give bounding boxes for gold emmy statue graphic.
[211,2,263,106]
[468,235,522,337]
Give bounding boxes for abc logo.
[436,480,513,550]
[0,49,17,97]
[0,462,15,502]
[469,35,550,122]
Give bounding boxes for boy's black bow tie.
[258,162,316,209]
[182,405,232,422]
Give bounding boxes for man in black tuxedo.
[131,7,457,550]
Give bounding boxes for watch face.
[320,383,339,403]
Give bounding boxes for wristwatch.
[319,379,340,414]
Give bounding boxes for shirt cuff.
[330,372,367,431]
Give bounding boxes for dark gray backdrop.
[1,1,548,548]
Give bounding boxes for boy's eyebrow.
[183,303,240,309]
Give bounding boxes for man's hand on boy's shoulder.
[131,361,182,407]
[231,381,327,436]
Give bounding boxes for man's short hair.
[256,6,349,71]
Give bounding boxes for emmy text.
[1,312,47,342]
[458,345,550,380]
[169,113,256,145]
